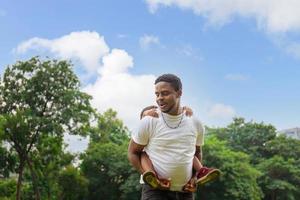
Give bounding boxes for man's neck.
[166,105,183,116]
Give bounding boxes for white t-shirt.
[132,110,205,191]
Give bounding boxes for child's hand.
[183,106,193,117]
[143,108,159,118]
[158,178,171,190]
[182,177,197,192]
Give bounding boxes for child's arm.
[142,107,159,118]
[142,106,194,118]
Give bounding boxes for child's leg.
[183,156,221,192]
[193,156,221,185]
[192,156,203,172]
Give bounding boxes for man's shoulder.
[141,115,160,123]
[140,116,160,129]
[188,116,205,131]
[188,115,202,123]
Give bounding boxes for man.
[128,74,217,200]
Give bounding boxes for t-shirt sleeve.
[194,118,205,146]
[131,116,152,145]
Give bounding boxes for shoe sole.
[142,171,160,189]
[196,169,221,185]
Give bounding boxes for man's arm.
[128,139,146,174]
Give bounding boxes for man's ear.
[176,89,182,97]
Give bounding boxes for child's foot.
[196,167,221,185]
[142,171,171,190]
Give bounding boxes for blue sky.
[1,1,300,151]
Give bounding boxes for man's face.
[155,81,181,113]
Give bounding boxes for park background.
[1,1,300,199]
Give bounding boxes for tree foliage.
[89,108,129,145]
[197,136,263,200]
[257,156,300,200]
[0,57,94,199]
[80,109,140,200]
[0,178,17,199]
[208,117,277,164]
[206,118,300,200]
[58,165,89,200]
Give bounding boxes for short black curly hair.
[154,74,182,91]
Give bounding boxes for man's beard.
[161,103,175,114]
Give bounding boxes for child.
[140,105,220,192]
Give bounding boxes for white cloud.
[208,103,236,119]
[84,47,156,131]
[15,31,109,73]
[146,1,300,59]
[83,73,156,132]
[145,0,300,33]
[15,31,158,151]
[225,73,249,81]
[99,49,133,76]
[139,35,160,49]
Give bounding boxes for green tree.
[197,135,263,200]
[208,117,277,164]
[30,135,75,200]
[81,142,139,200]
[207,118,300,200]
[264,135,300,161]
[257,156,300,200]
[0,116,17,179]
[0,178,17,199]
[57,165,88,200]
[0,57,94,200]
[81,109,140,200]
[256,135,300,200]
[89,109,129,145]
[0,144,16,179]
